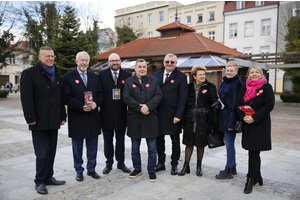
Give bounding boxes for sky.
[81,0,201,31]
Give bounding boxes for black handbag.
[207,130,224,149]
[234,120,243,133]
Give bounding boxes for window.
[261,19,270,35]
[148,14,152,24]
[128,18,132,27]
[137,16,139,25]
[209,31,215,40]
[236,1,245,9]
[138,33,143,39]
[293,8,300,17]
[255,1,264,6]
[148,32,153,38]
[209,12,214,20]
[187,16,191,24]
[230,23,237,37]
[198,32,203,35]
[197,14,202,22]
[245,21,253,37]
[10,55,15,64]
[159,11,164,22]
[260,46,270,54]
[119,20,123,28]
[244,47,253,55]
[140,15,143,25]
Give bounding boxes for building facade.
[97,27,115,54]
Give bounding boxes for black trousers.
[248,150,261,178]
[102,128,126,166]
[157,134,180,166]
[32,130,58,184]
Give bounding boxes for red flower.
[75,80,79,84]
[202,89,207,94]
[122,80,125,84]
[132,84,136,88]
[171,80,175,83]
[145,84,150,88]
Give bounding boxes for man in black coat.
[98,53,132,174]
[20,46,66,195]
[123,59,162,182]
[63,51,103,182]
[154,53,188,175]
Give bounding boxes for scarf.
[42,65,55,84]
[244,78,265,102]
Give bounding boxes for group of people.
[20,46,274,195]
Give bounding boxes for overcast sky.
[86,0,201,30]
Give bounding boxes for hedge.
[0,90,9,98]
[280,93,300,103]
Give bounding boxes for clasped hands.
[243,115,255,124]
[83,102,97,112]
[140,104,150,115]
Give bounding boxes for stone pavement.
[0,92,300,200]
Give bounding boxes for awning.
[232,58,268,70]
[178,55,226,67]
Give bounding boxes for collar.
[164,69,172,77]
[77,67,87,75]
[110,69,120,75]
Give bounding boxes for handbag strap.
[248,91,257,106]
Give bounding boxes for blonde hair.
[191,65,206,77]
[247,66,266,81]
[226,61,239,71]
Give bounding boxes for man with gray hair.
[154,53,188,175]
[63,51,103,182]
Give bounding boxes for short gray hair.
[164,53,177,62]
[135,58,146,67]
[76,51,90,61]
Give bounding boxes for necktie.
[113,72,118,82]
[165,73,169,83]
[81,73,87,87]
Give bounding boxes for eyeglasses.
[109,60,120,63]
[165,61,175,64]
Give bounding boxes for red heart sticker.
[171,80,175,83]
[75,80,79,84]
[57,81,59,84]
[145,84,149,88]
[132,84,136,88]
[202,89,207,94]
[122,80,125,84]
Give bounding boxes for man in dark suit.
[154,53,188,175]
[20,46,66,195]
[63,51,103,182]
[98,53,131,174]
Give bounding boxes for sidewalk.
[0,93,299,200]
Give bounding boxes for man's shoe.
[87,171,100,179]
[102,165,112,174]
[76,173,83,181]
[156,163,166,172]
[129,170,142,179]
[117,164,131,173]
[149,172,156,182]
[171,165,178,175]
[45,177,66,186]
[215,167,233,179]
[35,183,48,195]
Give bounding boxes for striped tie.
[81,73,87,87]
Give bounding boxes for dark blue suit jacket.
[154,67,188,135]
[63,68,103,139]
[98,68,132,130]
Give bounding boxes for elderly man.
[98,53,131,174]
[123,59,162,182]
[154,53,188,175]
[20,46,66,195]
[63,51,103,182]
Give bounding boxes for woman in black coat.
[236,66,274,194]
[178,65,218,177]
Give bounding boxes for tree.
[284,16,300,93]
[52,5,93,75]
[116,25,137,47]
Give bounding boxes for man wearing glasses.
[98,53,132,174]
[154,53,188,175]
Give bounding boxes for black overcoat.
[236,83,274,151]
[98,68,131,130]
[20,61,66,130]
[63,68,103,139]
[154,67,188,135]
[182,81,219,147]
[123,75,162,138]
